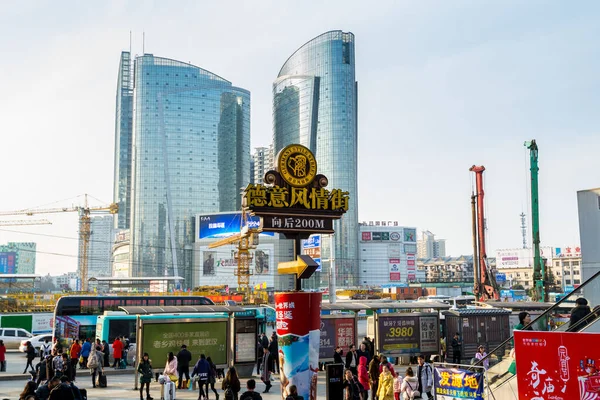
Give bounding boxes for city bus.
[53,295,214,342]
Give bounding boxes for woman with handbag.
[163,352,179,386]
[88,345,104,388]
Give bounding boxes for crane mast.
[525,140,546,302]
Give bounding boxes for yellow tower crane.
[208,209,261,296]
[0,195,118,291]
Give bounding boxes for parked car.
[0,328,33,349]
[20,333,53,355]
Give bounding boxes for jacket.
[137,360,153,384]
[570,305,592,330]
[192,358,210,381]
[35,383,53,400]
[112,339,123,359]
[400,376,419,400]
[49,383,75,400]
[26,345,36,361]
[377,371,394,400]
[164,358,178,377]
[69,342,81,359]
[368,359,380,383]
[475,352,489,369]
[345,351,358,369]
[176,348,192,368]
[80,341,91,357]
[334,351,344,364]
[357,356,370,390]
[344,376,363,400]
[261,351,272,382]
[240,391,263,400]
[379,361,396,378]
[417,363,433,393]
[393,376,401,393]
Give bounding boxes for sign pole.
[329,233,336,304]
[134,315,140,390]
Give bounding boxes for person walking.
[451,333,462,364]
[112,337,123,368]
[137,352,153,400]
[416,355,433,399]
[240,379,262,400]
[192,354,211,400]
[399,367,419,400]
[377,365,394,400]
[87,345,103,388]
[357,356,370,400]
[378,356,396,378]
[69,339,81,380]
[256,335,263,376]
[176,344,192,390]
[368,355,380,400]
[222,366,241,400]
[474,346,489,370]
[0,340,6,372]
[260,348,272,393]
[23,341,36,375]
[80,338,91,369]
[268,333,279,374]
[206,356,219,400]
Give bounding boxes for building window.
[565,279,571,284]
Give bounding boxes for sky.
[1,0,599,276]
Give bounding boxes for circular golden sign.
[277,144,318,187]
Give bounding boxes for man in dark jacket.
[240,379,263,400]
[345,344,359,375]
[268,333,279,373]
[569,297,592,331]
[451,333,462,364]
[192,354,211,399]
[35,376,61,400]
[334,347,344,364]
[176,344,192,389]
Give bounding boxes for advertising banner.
[54,316,80,344]
[404,228,416,242]
[362,232,372,241]
[142,321,228,366]
[389,258,401,282]
[276,292,322,400]
[0,252,16,274]
[433,366,484,399]
[302,235,322,272]
[198,213,273,239]
[377,314,439,355]
[234,319,257,364]
[514,330,600,400]
[32,313,54,334]
[319,317,355,359]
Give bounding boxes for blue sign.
[564,285,575,293]
[301,234,322,272]
[495,272,507,283]
[0,252,16,274]
[434,366,484,399]
[198,213,274,239]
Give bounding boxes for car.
[0,328,33,349]
[19,333,53,355]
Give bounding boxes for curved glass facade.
[273,31,358,287]
[129,54,250,286]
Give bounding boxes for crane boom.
[0,219,52,226]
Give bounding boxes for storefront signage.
[434,366,484,399]
[377,314,439,355]
[262,215,333,233]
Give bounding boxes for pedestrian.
[36,356,48,386]
[416,355,433,399]
[19,381,38,400]
[69,339,81,380]
[260,348,272,393]
[357,356,370,400]
[451,333,462,364]
[206,356,219,400]
[24,341,37,375]
[378,355,396,377]
[80,338,91,369]
[269,333,279,374]
[474,345,489,370]
[345,344,359,375]
[87,345,103,389]
[569,297,592,331]
[344,369,364,400]
[222,366,241,400]
[440,334,447,362]
[52,351,64,379]
[334,347,344,364]
[393,373,401,400]
[192,354,211,400]
[112,337,123,368]
[176,344,192,389]
[514,312,533,331]
[137,352,154,400]
[399,367,419,400]
[35,376,61,400]
[60,353,73,382]
[101,340,109,368]
[163,351,178,386]
[123,336,131,365]
[260,333,269,352]
[240,379,262,400]
[377,365,394,400]
[285,384,303,400]
[41,339,52,361]
[0,339,6,372]
[358,343,371,365]
[368,355,380,400]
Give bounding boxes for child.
[393,374,401,400]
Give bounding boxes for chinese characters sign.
[377,314,439,355]
[141,321,228,366]
[244,184,349,212]
[434,366,484,399]
[319,318,356,359]
[262,215,333,233]
[515,330,600,400]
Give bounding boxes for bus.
[53,295,214,343]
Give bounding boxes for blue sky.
[1,0,599,274]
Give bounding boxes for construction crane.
[470,165,500,301]
[525,140,547,302]
[0,219,52,226]
[207,208,261,296]
[0,195,118,291]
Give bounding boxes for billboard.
[319,317,356,359]
[302,234,322,272]
[377,314,439,356]
[434,366,484,399]
[142,320,228,366]
[0,252,16,274]
[389,258,401,281]
[254,249,270,275]
[514,330,600,400]
[404,228,416,243]
[555,245,582,258]
[197,213,273,239]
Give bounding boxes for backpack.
[87,352,98,369]
[224,387,234,400]
[405,381,420,399]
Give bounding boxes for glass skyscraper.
[114,53,250,286]
[273,31,359,287]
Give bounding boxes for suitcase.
[98,373,107,388]
[160,380,176,400]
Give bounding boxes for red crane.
[470,165,500,301]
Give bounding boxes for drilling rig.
[470,165,500,301]
[525,139,547,302]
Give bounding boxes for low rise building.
[417,255,476,284]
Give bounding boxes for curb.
[0,368,135,382]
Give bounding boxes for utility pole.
[525,140,546,302]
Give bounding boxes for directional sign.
[278,255,319,279]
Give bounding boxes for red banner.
[514,330,600,400]
[275,292,321,336]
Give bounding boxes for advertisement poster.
[142,321,228,366]
[276,292,322,400]
[434,366,484,399]
[377,314,439,355]
[302,235,322,272]
[515,330,600,400]
[0,252,16,274]
[404,228,416,242]
[318,318,356,359]
[203,251,216,276]
[32,314,54,334]
[54,316,80,343]
[197,212,273,239]
[254,249,270,275]
[234,319,257,363]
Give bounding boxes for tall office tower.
[120,54,250,287]
[113,51,134,230]
[273,31,358,287]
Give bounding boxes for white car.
[0,328,33,349]
[19,333,53,355]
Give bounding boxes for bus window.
[108,319,136,344]
[165,298,179,306]
[146,299,160,306]
[80,299,101,314]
